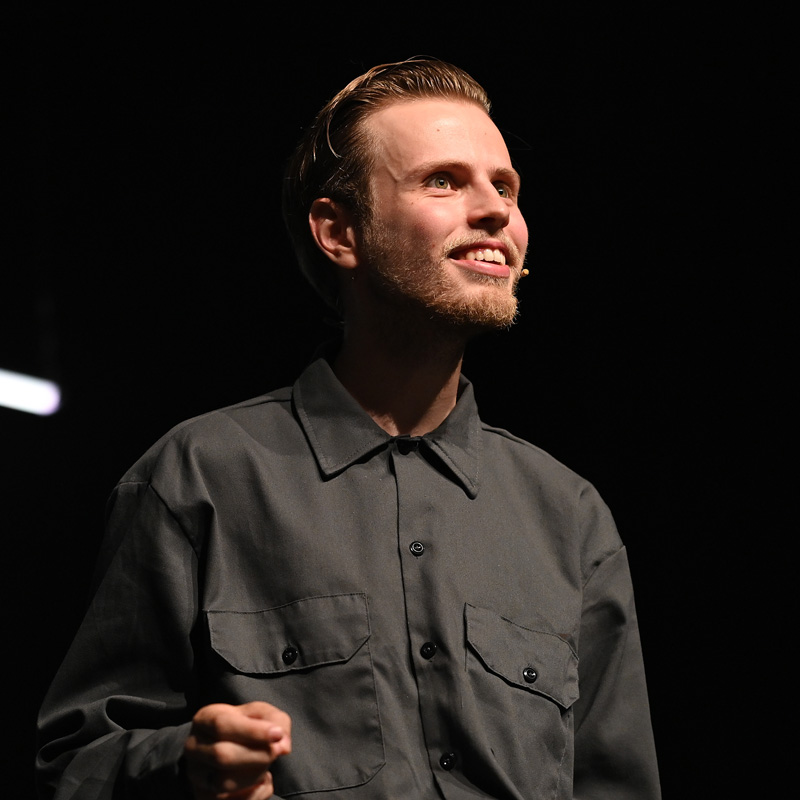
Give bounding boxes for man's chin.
[447,304,519,334]
[419,292,519,334]
[367,257,519,333]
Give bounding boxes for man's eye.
[427,175,451,190]
[496,183,511,198]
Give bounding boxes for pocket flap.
[207,592,370,674]
[465,603,579,709]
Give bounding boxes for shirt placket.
[391,437,460,794]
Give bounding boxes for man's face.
[357,98,529,329]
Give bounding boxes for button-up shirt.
[36,356,661,799]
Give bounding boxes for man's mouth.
[449,243,512,278]
[462,248,506,266]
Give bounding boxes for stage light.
[0,368,61,416]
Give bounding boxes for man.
[36,58,661,799]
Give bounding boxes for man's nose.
[467,181,511,230]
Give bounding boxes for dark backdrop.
[7,5,789,797]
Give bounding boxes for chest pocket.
[465,602,579,709]
[206,592,384,796]
[207,592,370,674]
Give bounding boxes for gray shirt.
[36,356,661,799]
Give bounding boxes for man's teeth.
[464,249,506,265]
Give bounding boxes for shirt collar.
[292,357,482,498]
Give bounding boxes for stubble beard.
[359,219,522,336]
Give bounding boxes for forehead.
[364,98,513,178]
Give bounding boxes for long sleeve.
[35,480,200,800]
[573,545,661,799]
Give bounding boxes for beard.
[359,219,523,332]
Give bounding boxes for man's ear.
[309,198,360,269]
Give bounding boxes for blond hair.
[281,57,491,309]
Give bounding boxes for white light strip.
[0,368,62,416]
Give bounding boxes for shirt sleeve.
[572,543,662,799]
[35,479,201,799]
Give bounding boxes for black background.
[7,5,790,797]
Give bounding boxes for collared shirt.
[36,357,661,799]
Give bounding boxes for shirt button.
[396,436,421,454]
[440,752,457,771]
[409,541,425,556]
[420,641,437,659]
[523,666,538,683]
[282,646,298,665]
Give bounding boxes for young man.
[36,58,661,799]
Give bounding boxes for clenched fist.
[184,701,292,799]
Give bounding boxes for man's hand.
[184,701,292,800]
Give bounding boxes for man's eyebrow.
[408,160,522,184]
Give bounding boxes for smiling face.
[356,98,529,329]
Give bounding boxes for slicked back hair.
[282,57,492,310]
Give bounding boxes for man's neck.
[332,315,467,437]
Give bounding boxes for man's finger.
[191,703,290,749]
[185,737,275,768]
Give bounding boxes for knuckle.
[194,702,221,719]
[193,702,228,727]
[208,741,237,767]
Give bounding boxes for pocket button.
[420,641,437,659]
[440,752,457,770]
